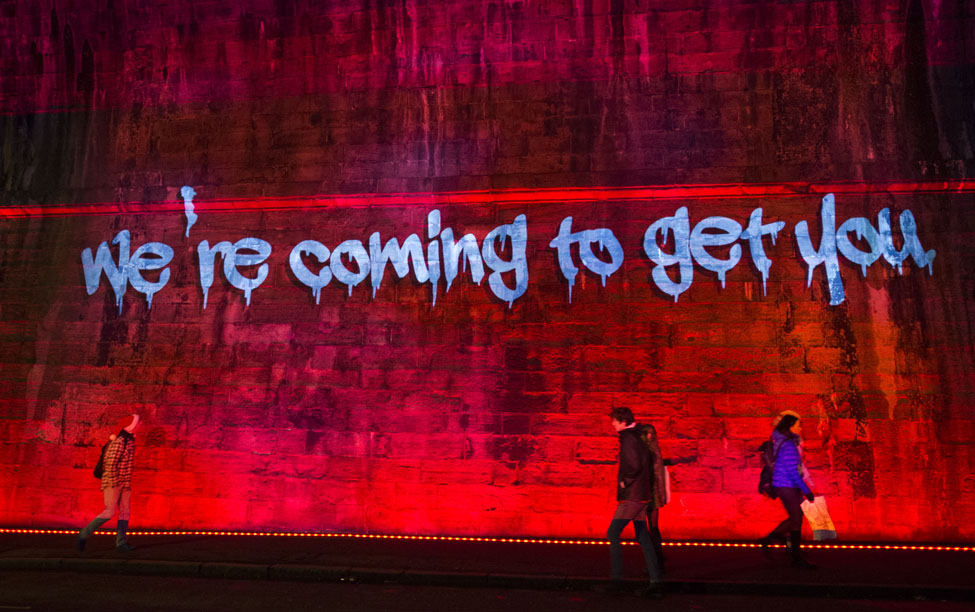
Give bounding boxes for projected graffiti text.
[80,194,936,312]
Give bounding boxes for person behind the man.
[606,407,663,598]
[78,414,140,552]
[638,422,669,573]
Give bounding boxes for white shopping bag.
[800,495,837,540]
[663,466,671,505]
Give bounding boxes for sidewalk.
[2,530,973,601]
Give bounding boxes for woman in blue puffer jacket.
[760,412,816,568]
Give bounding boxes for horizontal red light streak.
[2,528,971,552]
[1,180,972,219]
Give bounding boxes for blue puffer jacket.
[770,430,811,494]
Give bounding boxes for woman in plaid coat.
[78,414,140,552]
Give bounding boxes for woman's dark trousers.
[767,486,812,565]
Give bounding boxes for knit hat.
[110,414,140,439]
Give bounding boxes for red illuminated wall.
[1,0,973,541]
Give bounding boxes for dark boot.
[115,519,133,552]
[759,531,783,558]
[789,530,816,569]
[78,517,109,552]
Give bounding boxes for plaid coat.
[100,433,135,491]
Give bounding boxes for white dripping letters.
[78,195,936,311]
[289,211,528,307]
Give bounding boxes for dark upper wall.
[1,0,972,207]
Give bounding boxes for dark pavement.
[1,530,973,602]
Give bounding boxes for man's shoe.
[638,584,665,599]
[596,580,630,594]
[76,536,86,552]
[792,556,817,570]
[115,542,134,552]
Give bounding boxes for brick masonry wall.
[1,0,973,540]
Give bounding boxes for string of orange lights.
[2,528,971,552]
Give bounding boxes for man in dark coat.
[607,407,663,597]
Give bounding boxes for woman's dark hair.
[774,414,799,435]
[116,428,134,452]
[639,423,657,444]
[637,424,659,461]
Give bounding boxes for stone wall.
[1,0,973,540]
